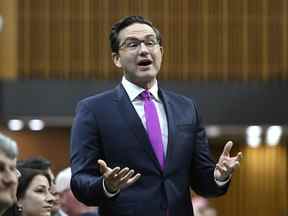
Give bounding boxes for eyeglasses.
[119,38,159,52]
[16,169,21,178]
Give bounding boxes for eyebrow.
[124,34,157,41]
[34,184,48,189]
[0,160,15,167]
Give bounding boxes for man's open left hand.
[214,141,243,182]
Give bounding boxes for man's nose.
[3,171,18,185]
[138,42,149,55]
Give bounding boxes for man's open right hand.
[98,159,141,193]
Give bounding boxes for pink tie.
[140,90,165,169]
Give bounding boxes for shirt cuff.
[102,179,120,198]
[215,175,231,186]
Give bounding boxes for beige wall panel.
[227,0,245,80]
[0,0,17,79]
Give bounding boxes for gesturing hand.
[214,141,243,182]
[98,159,141,193]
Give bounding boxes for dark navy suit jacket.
[70,84,229,216]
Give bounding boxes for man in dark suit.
[70,16,242,216]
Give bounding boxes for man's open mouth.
[137,59,152,66]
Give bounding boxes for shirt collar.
[121,76,160,102]
[59,209,68,216]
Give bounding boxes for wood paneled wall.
[1,0,288,80]
[0,127,70,174]
[210,144,288,216]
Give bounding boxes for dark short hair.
[110,16,162,53]
[17,156,51,171]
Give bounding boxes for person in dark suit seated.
[70,16,243,216]
[0,134,19,216]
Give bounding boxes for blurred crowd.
[0,132,99,216]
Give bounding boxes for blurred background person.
[199,207,217,216]
[191,195,217,216]
[16,157,61,215]
[192,196,208,216]
[0,133,19,216]
[55,167,98,216]
[4,167,55,216]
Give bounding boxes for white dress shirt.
[121,76,168,155]
[103,77,168,197]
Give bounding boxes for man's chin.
[125,70,158,86]
[136,70,157,79]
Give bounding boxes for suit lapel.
[114,85,162,172]
[159,89,176,174]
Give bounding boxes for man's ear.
[112,52,122,68]
[160,46,164,57]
